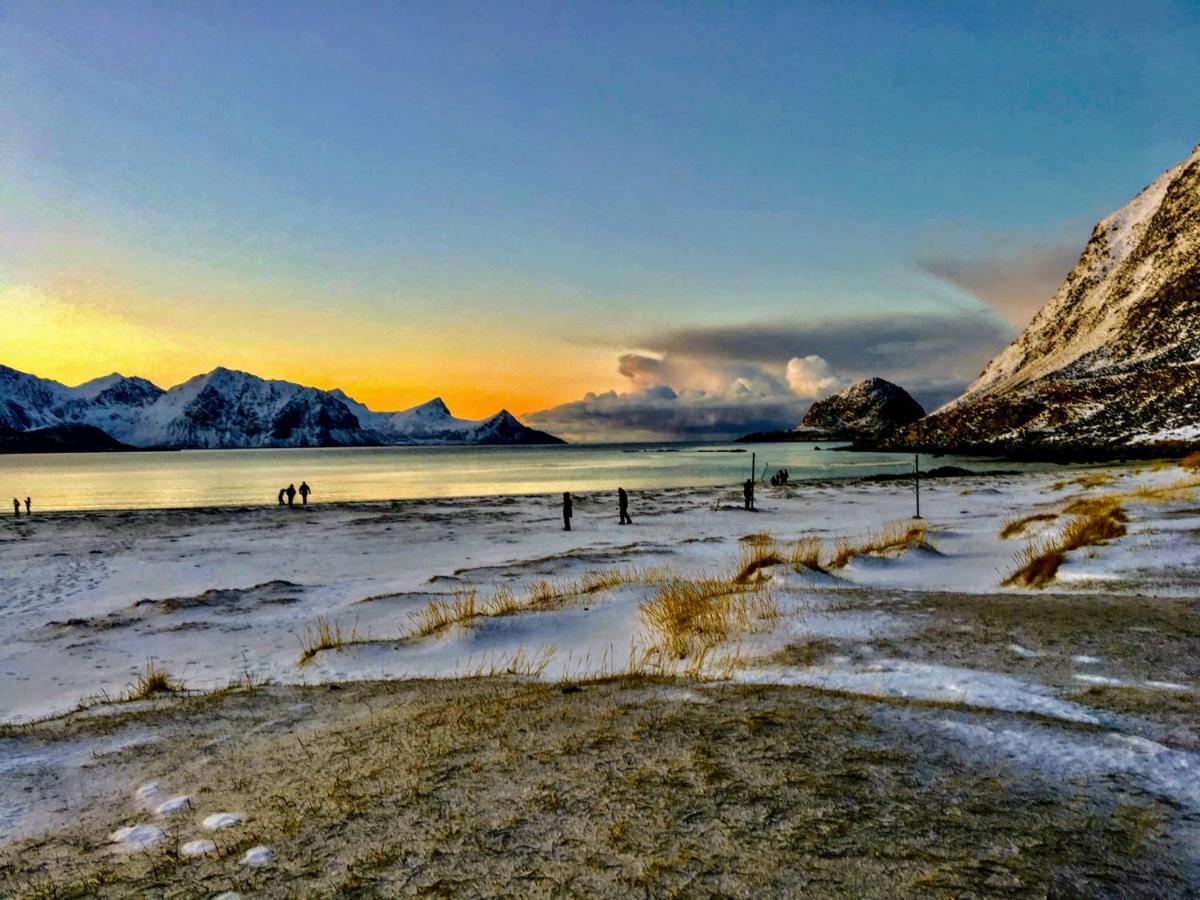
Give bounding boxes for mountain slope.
[0,423,133,454]
[0,366,564,449]
[903,143,1200,452]
[796,378,925,440]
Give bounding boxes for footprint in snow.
[156,795,192,816]
[180,839,216,858]
[241,845,275,866]
[110,824,166,850]
[203,812,242,830]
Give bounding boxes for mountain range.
[893,142,1200,454]
[0,366,563,450]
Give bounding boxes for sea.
[0,442,1053,512]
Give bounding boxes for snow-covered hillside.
[0,365,563,449]
[795,378,925,440]
[904,142,1200,452]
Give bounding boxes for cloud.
[918,240,1080,327]
[531,308,1017,441]
[639,312,1014,387]
[785,355,846,399]
[526,384,808,442]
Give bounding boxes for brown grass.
[999,512,1057,540]
[830,520,930,569]
[638,577,778,660]
[123,660,181,701]
[409,589,479,636]
[299,616,362,663]
[735,537,786,583]
[789,535,825,573]
[1181,451,1200,471]
[1004,499,1127,588]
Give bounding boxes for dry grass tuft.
[409,590,479,637]
[638,577,778,660]
[789,535,825,573]
[123,660,181,701]
[1181,451,1200,471]
[999,512,1057,540]
[735,536,786,583]
[1004,499,1127,588]
[299,616,361,663]
[830,520,930,569]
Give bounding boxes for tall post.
[751,452,756,483]
[913,453,922,519]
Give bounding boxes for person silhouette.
[286,484,297,507]
[618,487,632,525]
[277,488,286,506]
[743,479,755,511]
[562,492,573,531]
[299,481,311,506]
[24,497,30,515]
[11,498,19,518]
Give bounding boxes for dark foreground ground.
[0,675,1189,898]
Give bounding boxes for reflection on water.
[0,442,1042,512]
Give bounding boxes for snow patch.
[203,812,242,830]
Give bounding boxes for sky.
[2,1,1198,440]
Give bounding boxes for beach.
[3,462,1200,894]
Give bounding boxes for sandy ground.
[2,461,1200,895]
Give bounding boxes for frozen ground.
[1,461,1199,893]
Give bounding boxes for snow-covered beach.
[3,461,1200,894]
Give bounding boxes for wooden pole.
[751,452,756,483]
[914,453,922,519]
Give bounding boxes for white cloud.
[785,355,847,399]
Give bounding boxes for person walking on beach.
[618,487,632,525]
[12,498,19,518]
[743,479,755,511]
[277,487,286,506]
[24,497,30,515]
[286,484,297,507]
[299,481,311,506]
[562,491,573,531]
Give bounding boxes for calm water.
[0,442,1047,512]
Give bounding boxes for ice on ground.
[203,812,241,830]
[1074,673,1124,686]
[155,795,192,816]
[241,845,275,866]
[737,660,1101,725]
[110,824,166,850]
[1008,643,1042,658]
[180,838,216,857]
[1072,655,1102,664]
[1145,680,1192,692]
[934,718,1200,813]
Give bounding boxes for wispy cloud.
[917,236,1080,327]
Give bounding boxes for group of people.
[561,486,633,531]
[769,468,790,486]
[11,497,31,517]
[276,481,312,507]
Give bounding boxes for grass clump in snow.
[999,512,1058,539]
[1004,499,1127,588]
[1179,451,1200,471]
[735,534,787,583]
[409,589,480,636]
[299,616,361,664]
[123,660,182,701]
[638,577,778,661]
[830,520,930,569]
[789,535,826,573]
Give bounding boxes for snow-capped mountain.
[0,365,563,449]
[901,142,1200,452]
[795,378,925,440]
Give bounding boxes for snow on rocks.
[110,824,166,850]
[1071,655,1102,664]
[241,845,275,866]
[203,812,242,830]
[1073,673,1124,686]
[135,782,162,802]
[180,839,216,858]
[155,795,193,816]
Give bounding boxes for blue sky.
[2,1,1198,437]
